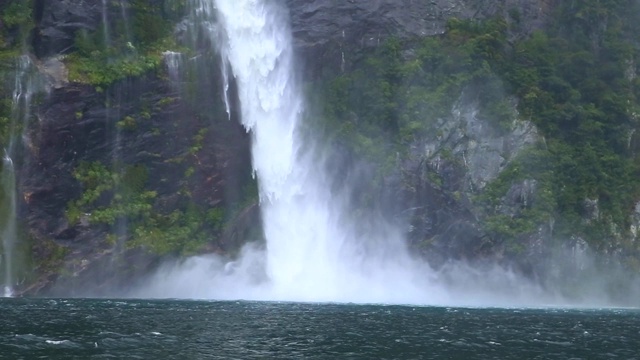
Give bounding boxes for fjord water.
[1,298,639,359]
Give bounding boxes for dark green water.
[1,299,639,359]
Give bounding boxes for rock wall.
[21,71,253,295]
[285,0,562,272]
[8,0,259,295]
[7,0,607,295]
[401,101,545,271]
[287,0,558,78]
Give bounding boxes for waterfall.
[119,1,133,44]
[1,155,17,298]
[163,51,184,83]
[0,56,43,297]
[152,0,432,303]
[101,0,111,47]
[137,0,567,307]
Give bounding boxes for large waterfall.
[138,0,559,306]
[138,0,436,303]
[214,0,434,302]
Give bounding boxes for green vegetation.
[67,161,226,256]
[0,0,33,146]
[478,145,556,253]
[65,0,185,87]
[321,0,640,254]
[322,18,515,165]
[0,0,33,47]
[32,237,68,276]
[501,2,640,250]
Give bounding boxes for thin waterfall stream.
[1,55,45,297]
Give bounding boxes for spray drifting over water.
[138,0,623,306]
[236,0,430,302]
[135,0,441,303]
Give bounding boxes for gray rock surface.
[33,0,103,57]
[286,0,557,77]
[401,97,541,268]
[19,59,254,295]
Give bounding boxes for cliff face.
[1,0,258,295]
[32,0,104,58]
[287,0,561,271]
[22,73,254,295]
[287,0,557,77]
[1,0,638,296]
[289,0,640,291]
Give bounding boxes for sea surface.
[1,298,639,359]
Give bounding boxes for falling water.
[147,0,434,304]
[101,0,111,47]
[0,56,43,297]
[220,55,232,120]
[163,51,184,84]
[135,0,607,307]
[119,1,133,44]
[1,155,17,298]
[99,1,136,266]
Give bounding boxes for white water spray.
[215,0,415,302]
[139,0,574,307]
[138,0,440,304]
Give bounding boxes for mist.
[127,0,640,309]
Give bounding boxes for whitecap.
[45,340,70,345]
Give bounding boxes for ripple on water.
[1,300,640,359]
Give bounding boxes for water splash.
[136,0,635,307]
[135,0,437,304]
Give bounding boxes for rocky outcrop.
[401,99,542,267]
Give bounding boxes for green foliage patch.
[65,0,185,87]
[0,0,33,145]
[67,161,225,256]
[322,18,514,164]
[0,0,32,46]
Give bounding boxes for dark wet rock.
[19,67,253,295]
[33,0,103,58]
